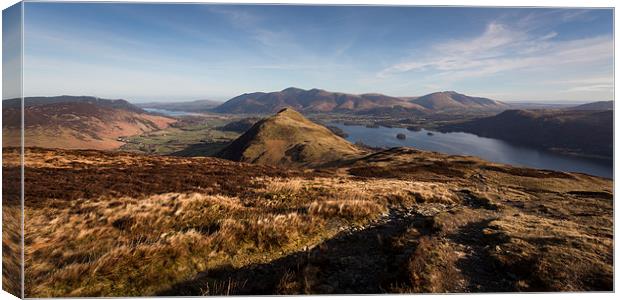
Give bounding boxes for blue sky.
[2,2,21,100]
[16,3,614,102]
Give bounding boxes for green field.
[119,117,240,156]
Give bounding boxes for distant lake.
[143,108,195,116]
[331,123,613,179]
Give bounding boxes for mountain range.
[210,88,508,115]
[3,94,612,159]
[212,87,424,114]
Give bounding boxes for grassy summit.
[217,108,364,167]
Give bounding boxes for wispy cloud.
[206,6,262,28]
[207,6,294,50]
[378,18,612,83]
[548,76,614,93]
[204,6,354,73]
[567,84,614,92]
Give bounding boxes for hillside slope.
[567,101,613,111]
[2,96,175,150]
[411,91,508,111]
[216,108,364,166]
[438,109,613,158]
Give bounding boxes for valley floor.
[2,147,613,296]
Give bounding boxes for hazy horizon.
[4,3,614,102]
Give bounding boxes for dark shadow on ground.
[158,209,433,296]
[447,218,517,292]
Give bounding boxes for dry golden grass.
[24,192,331,296]
[257,176,459,205]
[25,174,424,296]
[259,177,308,195]
[308,200,386,221]
[23,172,464,296]
[2,204,22,297]
[215,213,324,253]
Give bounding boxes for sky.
[2,2,21,100]
[10,3,615,102]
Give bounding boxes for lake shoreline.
[329,123,613,179]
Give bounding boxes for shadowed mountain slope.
[216,117,261,133]
[438,109,613,158]
[216,108,364,166]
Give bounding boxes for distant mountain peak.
[410,91,507,111]
[281,87,305,93]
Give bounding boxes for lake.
[143,108,195,116]
[330,123,613,179]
